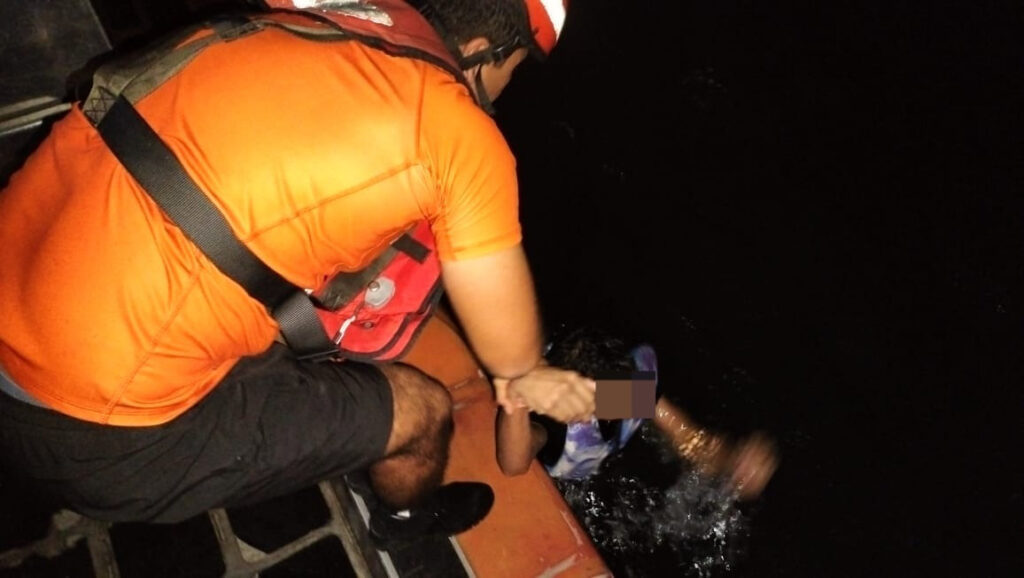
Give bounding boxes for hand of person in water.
[717,432,778,500]
[499,365,597,423]
[654,398,777,499]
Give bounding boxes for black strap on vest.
[85,13,433,361]
[96,96,339,360]
[99,97,293,306]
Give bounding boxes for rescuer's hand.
[504,366,596,423]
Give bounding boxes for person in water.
[497,326,778,499]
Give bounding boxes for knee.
[379,363,453,452]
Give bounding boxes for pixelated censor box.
[594,371,657,419]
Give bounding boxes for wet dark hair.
[411,0,530,57]
[545,326,635,378]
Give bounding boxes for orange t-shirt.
[0,26,521,425]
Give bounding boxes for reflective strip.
[538,0,568,38]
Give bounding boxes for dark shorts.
[0,344,393,523]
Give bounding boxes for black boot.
[368,482,494,550]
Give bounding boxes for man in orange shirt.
[0,0,592,546]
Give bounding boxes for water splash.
[555,424,749,577]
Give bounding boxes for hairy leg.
[369,362,453,510]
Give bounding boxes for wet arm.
[654,398,778,499]
[496,407,548,476]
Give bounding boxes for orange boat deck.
[404,314,611,578]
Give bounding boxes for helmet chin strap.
[471,67,497,116]
[458,41,520,116]
[416,2,516,116]
[455,49,496,115]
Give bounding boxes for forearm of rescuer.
[441,244,595,422]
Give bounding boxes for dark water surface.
[498,1,1023,576]
[2,1,1022,577]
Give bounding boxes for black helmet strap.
[471,68,496,116]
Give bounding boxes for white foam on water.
[555,426,749,577]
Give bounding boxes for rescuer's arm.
[441,244,595,422]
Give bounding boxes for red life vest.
[262,0,466,82]
[315,220,443,361]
